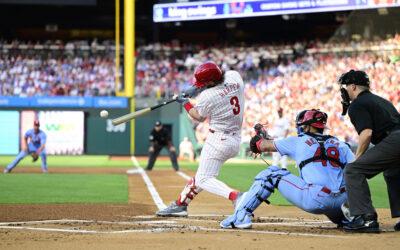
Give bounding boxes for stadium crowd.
[0,40,117,97]
[136,35,400,143]
[0,36,399,143]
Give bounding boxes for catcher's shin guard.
[177,177,202,206]
[239,166,288,214]
[221,166,289,228]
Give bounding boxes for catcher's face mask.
[338,70,370,116]
[295,110,308,135]
[338,73,352,116]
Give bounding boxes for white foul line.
[176,170,191,181]
[130,156,167,210]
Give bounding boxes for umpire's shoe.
[394,221,400,231]
[343,213,380,233]
[156,201,188,217]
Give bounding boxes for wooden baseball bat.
[111,98,177,126]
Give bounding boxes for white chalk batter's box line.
[0,221,349,238]
[0,218,333,228]
[1,218,395,235]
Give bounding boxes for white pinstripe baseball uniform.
[192,70,245,199]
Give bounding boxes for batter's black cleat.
[343,213,380,233]
[394,221,400,231]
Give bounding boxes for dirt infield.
[1,166,399,250]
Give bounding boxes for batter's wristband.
[183,102,194,112]
[256,139,263,152]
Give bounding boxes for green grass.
[137,159,390,208]
[0,155,134,168]
[0,155,390,208]
[0,174,128,204]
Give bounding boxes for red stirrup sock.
[229,191,239,201]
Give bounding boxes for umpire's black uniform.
[146,121,179,171]
[339,70,400,232]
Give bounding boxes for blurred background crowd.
[0,40,117,97]
[0,35,399,144]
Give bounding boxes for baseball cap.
[155,121,162,126]
[34,120,40,126]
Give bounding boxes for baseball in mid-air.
[100,110,109,118]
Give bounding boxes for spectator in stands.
[1,37,399,145]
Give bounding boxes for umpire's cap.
[338,69,370,87]
[155,121,162,126]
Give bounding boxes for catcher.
[4,120,48,173]
[220,109,355,229]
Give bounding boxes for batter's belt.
[209,129,238,136]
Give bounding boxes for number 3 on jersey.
[230,96,241,115]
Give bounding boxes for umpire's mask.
[337,70,370,116]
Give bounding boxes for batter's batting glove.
[183,86,205,98]
[175,93,189,104]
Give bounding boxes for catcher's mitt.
[31,152,39,162]
[250,123,273,154]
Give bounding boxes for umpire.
[338,69,400,233]
[145,121,179,171]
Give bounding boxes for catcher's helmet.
[193,61,223,88]
[338,69,370,86]
[295,110,308,135]
[295,110,308,127]
[299,109,328,129]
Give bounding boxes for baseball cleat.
[156,201,188,217]
[343,214,380,233]
[3,169,10,174]
[220,213,252,229]
[394,221,400,231]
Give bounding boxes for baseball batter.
[157,61,245,217]
[4,120,48,173]
[221,109,355,228]
[271,107,290,169]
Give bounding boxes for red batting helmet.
[299,109,328,129]
[34,120,40,127]
[193,61,223,88]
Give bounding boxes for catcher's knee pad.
[177,177,201,206]
[235,166,290,218]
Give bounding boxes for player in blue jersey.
[4,120,48,173]
[220,109,355,229]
